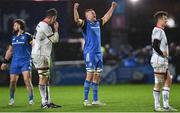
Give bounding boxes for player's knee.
[86,71,94,80]
[154,83,161,90]
[154,75,164,84]
[24,79,31,86]
[10,80,16,86]
[39,76,49,85]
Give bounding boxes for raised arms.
[101,2,117,25]
[74,3,84,27]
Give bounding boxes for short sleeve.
[27,34,33,44]
[9,38,12,46]
[152,29,162,41]
[82,20,87,33]
[79,19,85,28]
[99,19,104,27]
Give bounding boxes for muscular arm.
[4,45,13,61]
[74,3,84,27]
[101,2,117,25]
[1,45,12,70]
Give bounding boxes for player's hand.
[1,63,8,71]
[74,3,80,9]
[111,1,117,9]
[53,21,59,32]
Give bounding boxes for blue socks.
[84,80,91,101]
[84,80,99,101]
[28,90,34,101]
[10,82,16,100]
[10,89,15,100]
[27,84,34,101]
[92,82,98,101]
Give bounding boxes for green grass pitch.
[0,84,179,112]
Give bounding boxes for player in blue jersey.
[74,2,117,106]
[1,19,34,105]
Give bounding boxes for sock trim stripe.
[38,84,46,86]
[85,80,91,83]
[163,89,169,92]
[92,82,98,85]
[153,90,160,92]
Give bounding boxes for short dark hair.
[85,9,94,13]
[13,19,26,30]
[154,11,168,20]
[46,8,57,17]
[85,9,94,17]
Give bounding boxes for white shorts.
[151,62,172,84]
[32,54,51,68]
[151,62,168,74]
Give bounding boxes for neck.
[43,18,50,25]
[156,23,164,29]
[89,19,96,23]
[17,30,24,36]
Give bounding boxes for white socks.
[153,87,170,109]
[39,84,47,105]
[46,85,51,104]
[153,88,160,108]
[38,84,52,105]
[162,87,170,108]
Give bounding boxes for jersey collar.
[87,19,97,23]
[42,19,49,25]
[156,25,164,30]
[14,31,25,37]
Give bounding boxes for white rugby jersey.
[32,21,54,56]
[151,27,169,64]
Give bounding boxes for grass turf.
[0,84,179,112]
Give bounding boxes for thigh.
[86,72,94,81]
[22,71,31,81]
[10,74,19,82]
[164,70,172,87]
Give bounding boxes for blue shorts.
[10,59,31,75]
[84,52,103,73]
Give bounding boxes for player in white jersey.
[151,11,177,112]
[32,8,61,108]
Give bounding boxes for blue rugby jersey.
[11,32,32,60]
[81,19,103,54]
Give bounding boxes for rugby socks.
[84,80,91,101]
[9,81,16,100]
[38,84,47,105]
[162,87,170,108]
[92,82,98,101]
[27,84,34,101]
[153,88,160,109]
[46,84,51,104]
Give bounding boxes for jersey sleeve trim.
[80,20,85,27]
[47,33,54,38]
[100,18,104,26]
